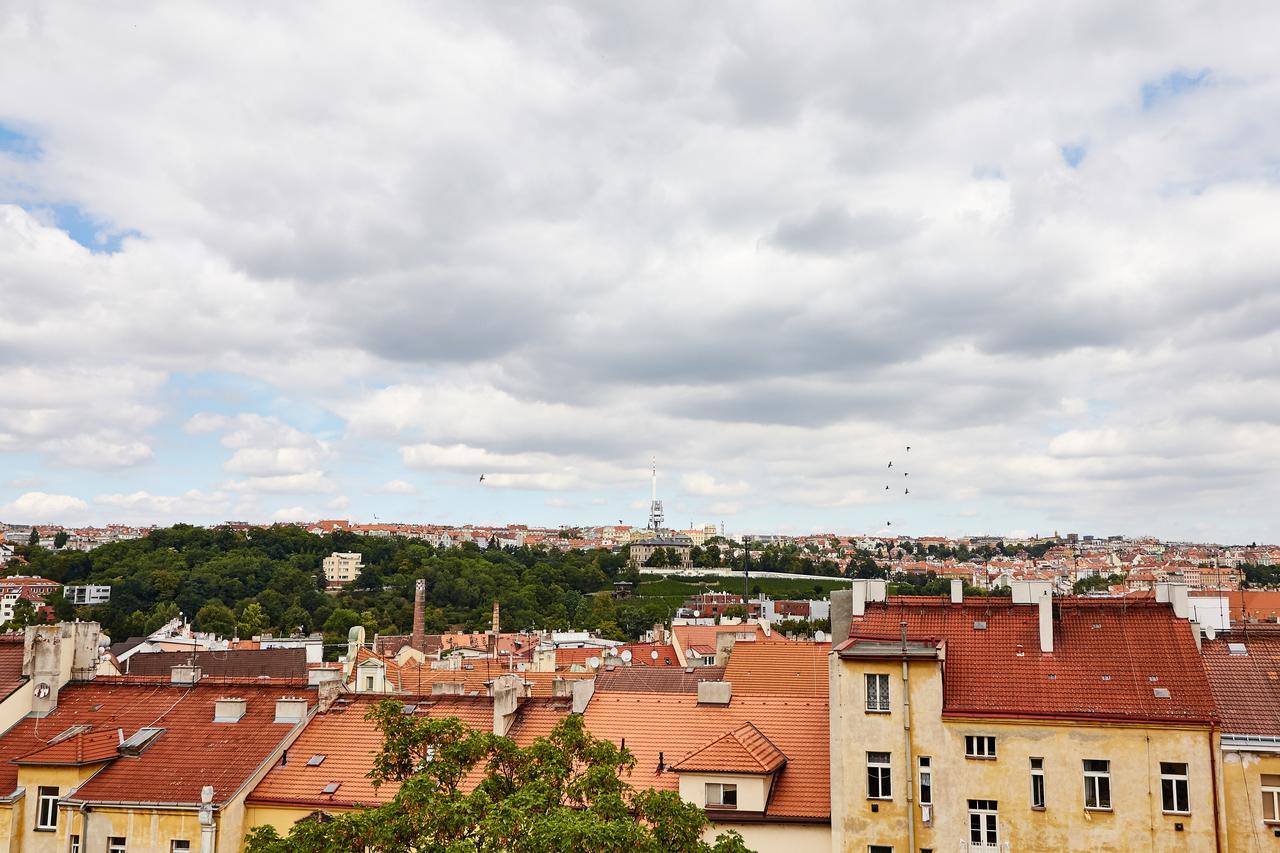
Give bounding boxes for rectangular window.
[108,840,127,853]
[967,799,999,848]
[705,782,737,809]
[867,751,892,799]
[865,673,890,712]
[918,756,932,805]
[1263,774,1280,822]
[965,735,996,758]
[1083,759,1111,810]
[69,835,80,853]
[869,847,893,853]
[170,843,191,853]
[1159,762,1189,814]
[1030,757,1046,809]
[35,785,58,830]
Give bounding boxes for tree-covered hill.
[13,525,667,650]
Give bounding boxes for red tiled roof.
[0,637,27,701]
[670,722,786,774]
[119,649,308,680]
[846,598,1216,723]
[247,694,565,809]
[581,691,828,820]
[1203,634,1280,736]
[1228,591,1280,622]
[0,682,310,806]
[672,624,789,652]
[723,642,829,697]
[401,661,592,698]
[14,729,120,766]
[595,666,726,694]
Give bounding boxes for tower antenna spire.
[648,456,665,532]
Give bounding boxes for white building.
[323,552,363,587]
[66,584,112,605]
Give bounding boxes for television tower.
[648,456,665,532]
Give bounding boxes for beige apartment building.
[322,551,363,587]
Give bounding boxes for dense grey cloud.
[2,1,1280,540]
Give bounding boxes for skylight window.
[322,782,341,795]
[1153,687,1171,699]
[119,727,164,755]
[1228,643,1248,656]
[48,724,92,745]
[307,754,326,766]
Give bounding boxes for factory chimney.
[411,579,426,652]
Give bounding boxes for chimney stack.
[491,600,501,661]
[1038,590,1054,654]
[950,579,963,604]
[831,589,853,642]
[411,579,426,652]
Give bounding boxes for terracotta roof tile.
[595,666,726,693]
[670,722,786,774]
[119,649,308,680]
[0,638,27,701]
[14,729,120,766]
[581,691,828,820]
[723,642,829,697]
[846,597,1216,723]
[401,661,592,698]
[1203,634,1280,736]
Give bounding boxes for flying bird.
[479,474,486,483]
[905,488,910,495]
[887,461,893,468]
[904,472,909,477]
[884,485,890,490]
[906,446,911,451]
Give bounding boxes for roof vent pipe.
[1038,591,1054,654]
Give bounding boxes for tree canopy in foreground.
[244,700,753,853]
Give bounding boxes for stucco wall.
[1222,749,1280,850]
[702,820,830,853]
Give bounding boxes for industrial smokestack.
[491,599,501,661]
[412,579,426,652]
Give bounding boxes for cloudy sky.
[2,2,1280,542]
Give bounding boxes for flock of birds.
[884,445,910,528]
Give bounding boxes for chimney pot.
[1038,591,1054,654]
[950,579,963,604]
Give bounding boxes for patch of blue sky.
[0,122,40,160]
[45,203,139,254]
[164,371,345,435]
[1141,68,1211,110]
[1060,143,1087,169]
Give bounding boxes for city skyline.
[5,4,1280,542]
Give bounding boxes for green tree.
[53,530,69,549]
[243,702,751,853]
[193,600,236,637]
[280,604,311,635]
[28,529,38,546]
[237,602,269,638]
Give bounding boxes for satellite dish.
[34,683,50,699]
[621,649,633,663]
[650,650,659,661]
[814,630,827,643]
[587,656,601,670]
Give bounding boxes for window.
[364,676,375,691]
[108,839,127,853]
[1083,759,1111,810]
[869,847,893,853]
[865,673,890,712]
[965,735,996,759]
[918,756,932,806]
[69,835,80,853]
[968,800,999,849]
[1160,762,1189,814]
[867,751,892,799]
[705,782,737,809]
[170,843,190,853]
[35,785,58,830]
[1030,757,1046,809]
[1263,774,1280,822]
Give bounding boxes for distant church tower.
[648,457,665,532]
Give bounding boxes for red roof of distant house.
[843,597,1216,724]
[670,722,787,775]
[0,636,27,701]
[723,642,829,697]
[594,666,727,694]
[1203,634,1280,736]
[1227,590,1280,622]
[581,691,828,820]
[400,660,593,698]
[0,682,311,806]
[14,729,121,766]
[119,648,308,680]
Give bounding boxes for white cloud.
[681,472,751,497]
[369,479,418,495]
[224,472,338,495]
[2,491,89,521]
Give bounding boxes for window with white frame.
[35,785,58,830]
[705,782,737,809]
[1160,762,1189,814]
[1263,774,1280,823]
[968,799,999,848]
[1083,759,1111,810]
[1030,757,1046,809]
[865,673,890,712]
[108,839,127,853]
[918,755,932,805]
[170,842,191,853]
[867,751,892,799]
[69,834,80,853]
[965,735,996,758]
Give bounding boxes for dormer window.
[705,782,737,809]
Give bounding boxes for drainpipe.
[1208,726,1223,853]
[901,621,916,853]
[199,785,216,853]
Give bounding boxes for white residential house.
[323,552,364,587]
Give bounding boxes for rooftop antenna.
[648,457,665,532]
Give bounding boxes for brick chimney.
[490,599,500,661]
[411,579,426,652]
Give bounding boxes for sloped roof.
[13,729,120,766]
[672,623,789,652]
[401,660,592,698]
[1203,633,1280,736]
[845,597,1216,723]
[581,691,828,820]
[723,642,829,697]
[670,722,786,775]
[595,666,726,693]
[0,682,310,806]
[120,648,308,680]
[0,636,27,701]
